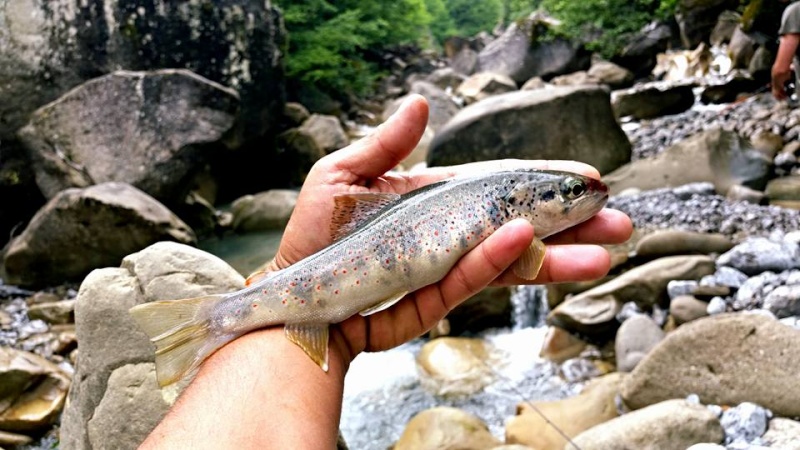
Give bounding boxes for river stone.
[670,295,710,325]
[0,430,33,446]
[615,315,665,372]
[505,373,623,449]
[710,10,741,45]
[621,313,800,417]
[634,229,734,258]
[426,68,467,91]
[298,114,349,154]
[717,237,800,276]
[587,59,634,89]
[700,72,759,104]
[762,284,800,318]
[283,102,310,127]
[728,26,755,69]
[548,256,715,339]
[765,176,800,209]
[539,326,588,363]
[17,69,239,202]
[384,82,460,132]
[603,128,771,196]
[3,182,195,287]
[613,22,673,77]
[726,184,765,204]
[455,72,517,104]
[611,82,695,120]
[27,299,75,325]
[761,418,800,450]
[675,0,740,48]
[394,407,501,450]
[569,399,723,450]
[428,86,631,175]
[276,127,327,186]
[719,402,769,445]
[416,337,493,397]
[60,242,244,450]
[550,71,598,87]
[445,287,512,335]
[231,189,298,232]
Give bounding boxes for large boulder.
[394,407,501,450]
[611,82,695,120]
[0,0,285,144]
[455,72,517,104]
[612,22,674,78]
[0,140,45,249]
[231,189,298,232]
[603,128,772,195]
[60,242,245,450]
[675,0,740,48]
[3,182,195,287]
[477,13,590,84]
[416,337,494,397]
[17,70,239,202]
[622,314,800,417]
[428,87,631,175]
[384,81,460,132]
[297,114,349,154]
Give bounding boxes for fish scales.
[129,169,609,386]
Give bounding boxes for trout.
[130,169,609,387]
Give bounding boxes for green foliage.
[445,0,504,37]
[425,0,458,43]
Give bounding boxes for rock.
[761,418,800,450]
[60,242,244,449]
[476,12,590,84]
[613,22,673,77]
[283,102,310,127]
[451,47,479,76]
[231,189,298,232]
[611,82,695,120]
[726,185,765,204]
[634,229,734,258]
[394,407,501,450]
[0,1,284,145]
[710,10,741,45]
[719,402,770,445]
[728,26,756,69]
[27,300,75,325]
[0,140,46,251]
[416,337,493,396]
[446,287,512,335]
[604,128,772,196]
[298,114,349,154]
[701,266,749,289]
[570,399,723,450]
[587,60,634,89]
[275,127,327,187]
[707,297,728,314]
[700,71,759,104]
[766,176,800,209]
[520,77,547,90]
[0,347,70,433]
[428,87,632,175]
[505,373,623,449]
[748,47,774,82]
[548,256,715,339]
[615,315,665,372]
[732,271,788,311]
[426,68,467,91]
[676,0,740,48]
[717,237,800,276]
[455,72,517,104]
[750,130,785,160]
[763,284,800,318]
[3,182,195,287]
[539,326,587,363]
[17,69,238,202]
[621,313,800,417]
[560,357,603,383]
[385,82,460,132]
[550,71,598,87]
[0,430,33,446]
[670,295,710,324]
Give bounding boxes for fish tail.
[129,294,233,387]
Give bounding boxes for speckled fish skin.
[212,169,609,334]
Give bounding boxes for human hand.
[269,94,632,363]
[772,65,791,100]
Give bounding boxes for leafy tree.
[425,0,457,43]
[445,0,504,37]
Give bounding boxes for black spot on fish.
[542,190,556,201]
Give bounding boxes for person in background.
[137,95,633,449]
[773,0,800,100]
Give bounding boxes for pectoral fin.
[359,291,409,316]
[245,270,268,286]
[512,238,546,280]
[284,324,330,371]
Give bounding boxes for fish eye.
[561,178,586,199]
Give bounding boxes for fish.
[129,169,609,387]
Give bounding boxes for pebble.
[720,402,771,445]
[701,266,749,289]
[707,297,728,315]
[668,280,699,299]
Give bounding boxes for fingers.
[328,94,429,181]
[492,244,611,285]
[544,209,633,245]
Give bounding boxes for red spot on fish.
[333,270,337,276]
[385,258,390,264]
[334,289,340,295]
[252,303,258,309]
[355,280,360,285]
[316,285,321,291]
[342,269,348,274]
[446,249,451,253]
[282,300,287,305]
[300,300,306,305]
[285,289,290,293]
[363,272,368,276]
[434,230,439,236]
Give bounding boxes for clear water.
[198,229,284,276]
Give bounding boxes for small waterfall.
[509,285,549,330]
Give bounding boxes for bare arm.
[773,33,800,100]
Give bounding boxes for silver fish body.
[130,169,608,386]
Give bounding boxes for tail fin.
[129,295,233,387]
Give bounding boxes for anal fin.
[359,291,409,316]
[284,324,330,371]
[512,238,546,280]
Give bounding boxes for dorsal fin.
[330,192,400,241]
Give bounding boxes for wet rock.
[570,399,723,450]
[587,60,634,89]
[613,22,673,77]
[560,357,604,383]
[520,77,547,91]
[548,256,715,339]
[615,315,665,372]
[231,189,298,232]
[710,10,741,45]
[676,0,739,48]
[717,237,800,276]
[385,82,460,132]
[621,314,800,417]
[4,182,195,287]
[429,87,631,175]
[611,82,695,120]
[455,72,517,104]
[720,402,770,445]
[446,287,512,335]
[761,418,800,449]
[0,347,70,432]
[283,102,310,128]
[276,128,327,186]
[27,300,75,325]
[426,68,467,91]
[416,337,493,396]
[604,128,771,196]
[634,229,734,258]
[763,284,800,318]
[0,430,33,446]
[394,407,501,450]
[766,176,800,209]
[18,70,239,202]
[670,295,710,324]
[60,242,244,449]
[505,373,623,448]
[550,71,598,87]
[700,72,759,104]
[540,326,587,363]
[298,114,349,154]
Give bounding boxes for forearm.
[140,327,350,449]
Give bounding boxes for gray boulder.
[3,183,195,287]
[717,237,800,276]
[612,22,673,78]
[603,128,772,195]
[425,68,467,91]
[615,315,665,372]
[455,72,517,104]
[60,242,244,450]
[298,114,349,154]
[384,82,460,132]
[570,399,723,450]
[675,0,740,48]
[231,189,298,232]
[18,70,239,202]
[728,25,756,69]
[611,82,695,120]
[622,313,800,417]
[428,87,631,175]
[587,60,634,90]
[700,71,759,104]
[710,11,741,46]
[762,418,800,450]
[763,284,800,318]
